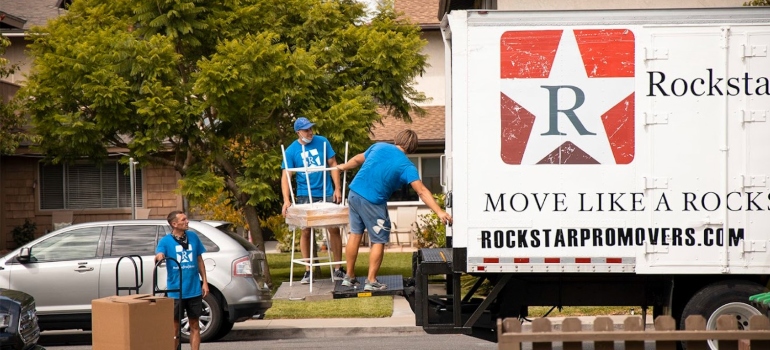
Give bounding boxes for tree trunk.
[242,204,273,289]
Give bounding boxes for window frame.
[388,152,445,206]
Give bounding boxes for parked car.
[0,288,41,349]
[0,220,272,342]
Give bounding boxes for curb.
[223,326,426,341]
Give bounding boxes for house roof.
[395,0,440,27]
[0,0,66,31]
[371,105,445,144]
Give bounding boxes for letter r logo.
[500,29,636,165]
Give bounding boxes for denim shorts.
[348,190,391,244]
[296,195,334,204]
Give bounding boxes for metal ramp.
[332,275,405,298]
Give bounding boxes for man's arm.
[336,153,365,171]
[410,180,453,225]
[327,156,342,203]
[281,169,293,215]
[198,256,209,297]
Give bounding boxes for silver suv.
[0,220,272,342]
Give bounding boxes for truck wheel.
[180,293,224,343]
[679,280,765,350]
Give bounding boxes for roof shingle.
[0,0,64,31]
[395,0,440,26]
[371,106,445,143]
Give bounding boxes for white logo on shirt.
[175,245,193,264]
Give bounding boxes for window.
[388,154,443,203]
[31,227,103,262]
[39,162,143,210]
[107,225,160,257]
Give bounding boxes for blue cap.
[294,117,315,132]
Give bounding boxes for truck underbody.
[404,248,769,342]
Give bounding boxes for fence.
[498,314,770,350]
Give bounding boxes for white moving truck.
[404,7,770,347]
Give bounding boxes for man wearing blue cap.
[281,117,345,284]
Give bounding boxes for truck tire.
[679,280,765,350]
[180,293,224,343]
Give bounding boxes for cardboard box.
[92,294,174,350]
[286,202,349,228]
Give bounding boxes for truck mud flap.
[332,275,405,298]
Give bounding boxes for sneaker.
[364,279,387,291]
[333,268,346,281]
[341,275,360,287]
[300,271,311,284]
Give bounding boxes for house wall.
[415,30,446,106]
[496,0,746,10]
[0,157,182,251]
[2,37,30,85]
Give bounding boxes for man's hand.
[282,201,291,216]
[202,283,209,298]
[333,188,342,204]
[438,211,453,226]
[155,253,164,262]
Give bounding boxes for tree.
[20,0,427,286]
[744,0,770,5]
[0,36,29,155]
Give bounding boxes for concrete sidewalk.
[223,296,423,341]
[223,294,654,341]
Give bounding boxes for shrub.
[12,219,37,248]
[260,215,296,252]
[415,194,446,248]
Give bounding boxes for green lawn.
[264,251,413,319]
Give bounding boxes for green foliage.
[0,36,30,155]
[20,0,428,249]
[744,0,770,5]
[189,187,248,229]
[12,219,37,248]
[261,215,295,252]
[415,194,447,248]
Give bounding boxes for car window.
[31,227,102,262]
[108,225,160,257]
[160,226,220,253]
[213,225,257,251]
[195,230,220,252]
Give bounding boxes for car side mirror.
[17,247,32,263]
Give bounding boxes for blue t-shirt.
[349,143,420,204]
[281,135,336,197]
[155,230,206,299]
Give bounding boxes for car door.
[99,224,165,297]
[6,226,104,315]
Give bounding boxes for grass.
[266,296,394,319]
[528,306,643,317]
[263,251,413,319]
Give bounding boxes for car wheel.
[212,320,235,341]
[180,293,224,343]
[679,280,765,350]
